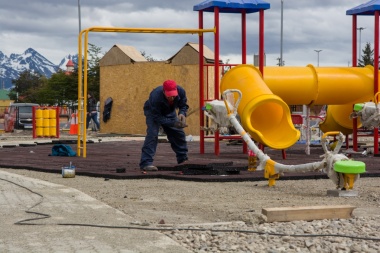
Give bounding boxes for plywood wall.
[99,62,217,135]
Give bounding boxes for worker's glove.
[174,121,188,129]
[178,114,186,124]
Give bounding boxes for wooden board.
[262,205,356,223]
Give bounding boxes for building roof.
[66,59,74,67]
[114,45,147,62]
[167,42,216,63]
[346,0,380,15]
[193,0,270,13]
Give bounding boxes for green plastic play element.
[205,104,213,110]
[334,160,366,174]
[353,103,364,111]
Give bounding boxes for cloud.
[0,0,376,66]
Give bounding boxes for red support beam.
[259,10,264,75]
[242,10,247,64]
[198,11,205,154]
[214,7,220,155]
[374,11,379,154]
[352,15,357,67]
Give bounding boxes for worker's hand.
[178,114,186,124]
[174,121,187,129]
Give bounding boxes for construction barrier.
[33,106,59,138]
[69,113,78,135]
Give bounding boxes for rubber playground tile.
[0,140,379,182]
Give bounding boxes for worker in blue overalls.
[139,80,189,171]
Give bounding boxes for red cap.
[163,80,178,97]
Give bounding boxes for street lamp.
[314,50,322,67]
[357,27,365,65]
[78,0,82,34]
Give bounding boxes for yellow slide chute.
[220,64,376,149]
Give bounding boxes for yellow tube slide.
[220,64,376,149]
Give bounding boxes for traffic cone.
[69,113,78,135]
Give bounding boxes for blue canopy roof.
[193,0,270,14]
[346,0,380,15]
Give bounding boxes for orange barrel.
[49,118,56,127]
[43,118,50,136]
[43,109,50,119]
[43,118,49,128]
[43,127,50,136]
[35,118,43,127]
[50,127,56,137]
[36,108,43,119]
[49,109,56,119]
[49,118,57,137]
[36,127,43,137]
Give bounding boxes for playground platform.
[0,135,379,182]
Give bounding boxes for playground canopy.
[193,0,270,13]
[346,0,380,15]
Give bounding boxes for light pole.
[357,27,365,65]
[78,0,82,34]
[280,0,284,66]
[314,50,322,67]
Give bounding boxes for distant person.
[86,93,100,131]
[139,80,189,171]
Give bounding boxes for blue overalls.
[139,85,189,169]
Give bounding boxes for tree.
[42,70,78,105]
[358,42,375,67]
[87,43,103,100]
[9,70,47,102]
[141,50,157,61]
[10,43,103,105]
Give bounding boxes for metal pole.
[314,49,322,67]
[357,27,365,65]
[78,0,82,34]
[280,0,283,66]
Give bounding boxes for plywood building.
[99,43,218,135]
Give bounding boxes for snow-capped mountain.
[0,48,78,89]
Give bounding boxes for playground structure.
[74,0,380,189]
[219,89,366,188]
[219,64,376,150]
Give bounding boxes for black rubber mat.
[0,139,379,182]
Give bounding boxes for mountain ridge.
[0,48,78,89]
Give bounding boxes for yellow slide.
[220,64,376,149]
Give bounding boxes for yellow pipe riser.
[220,65,300,149]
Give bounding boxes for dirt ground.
[2,168,380,225]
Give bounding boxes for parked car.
[4,103,39,132]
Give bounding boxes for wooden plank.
[262,205,356,223]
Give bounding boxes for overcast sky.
[0,0,376,67]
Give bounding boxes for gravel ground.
[2,167,380,252]
[1,131,380,252]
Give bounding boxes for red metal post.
[374,11,379,154]
[214,7,220,155]
[32,106,36,138]
[242,10,247,64]
[56,107,60,138]
[352,15,357,67]
[241,10,248,154]
[352,15,358,151]
[259,10,265,75]
[199,11,205,154]
[353,117,358,151]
